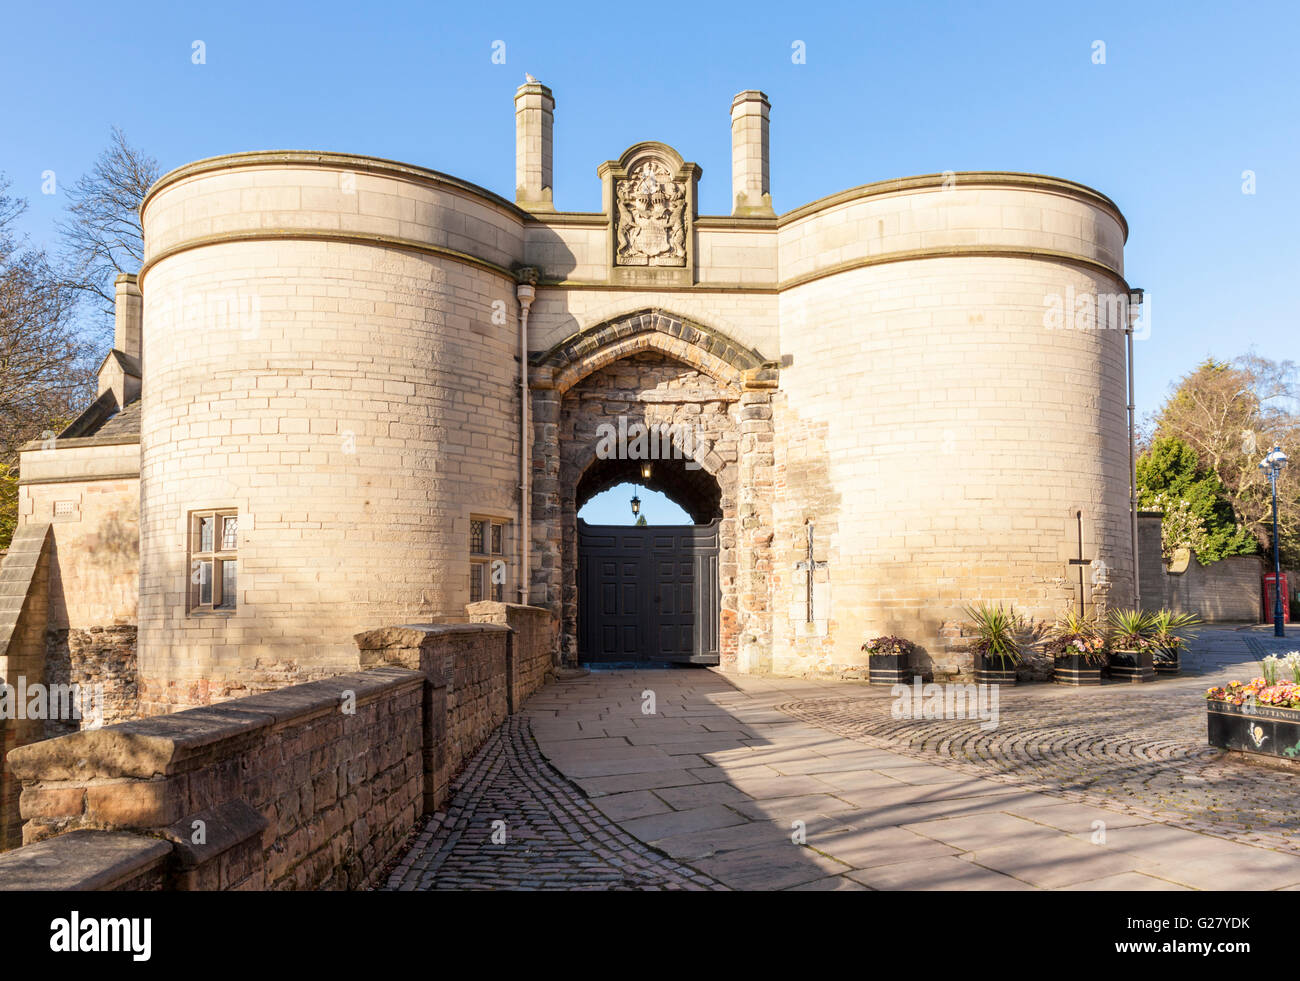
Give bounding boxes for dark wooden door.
[578,520,719,665]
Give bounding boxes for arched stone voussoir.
[533,309,770,396]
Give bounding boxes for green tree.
[1152,357,1298,568]
[1136,435,1258,562]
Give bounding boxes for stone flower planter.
[973,653,1017,686]
[1207,701,1300,760]
[1108,648,1155,683]
[1053,654,1102,686]
[868,653,910,686]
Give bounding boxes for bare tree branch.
[54,126,159,328]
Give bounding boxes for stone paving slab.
[387,629,1300,890]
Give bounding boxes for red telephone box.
[1263,572,1291,624]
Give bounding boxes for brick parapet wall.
[354,622,509,812]
[4,667,424,890]
[466,602,557,710]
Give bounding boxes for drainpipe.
[1127,288,1143,610]
[516,272,537,606]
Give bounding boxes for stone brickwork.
[0,524,53,851]
[772,252,1131,679]
[137,154,526,706]
[467,601,557,710]
[43,625,139,737]
[6,667,424,890]
[355,623,510,811]
[16,463,139,631]
[1138,511,1265,621]
[136,658,339,718]
[540,343,745,663]
[1,606,557,888]
[10,81,1137,702]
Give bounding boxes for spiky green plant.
[1149,608,1201,662]
[963,603,1023,667]
[1048,607,1107,664]
[1107,608,1157,651]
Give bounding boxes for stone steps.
[0,524,51,657]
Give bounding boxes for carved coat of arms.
[615,161,686,266]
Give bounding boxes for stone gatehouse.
[1,79,1138,740]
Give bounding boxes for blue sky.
[2,0,1295,524]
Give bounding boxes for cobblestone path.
[776,630,1300,856]
[382,715,723,890]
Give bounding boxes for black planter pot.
[1054,654,1102,686]
[868,653,910,686]
[1109,648,1155,683]
[974,653,1017,685]
[1207,700,1300,760]
[1154,648,1181,675]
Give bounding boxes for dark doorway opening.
[578,520,720,665]
[575,456,722,666]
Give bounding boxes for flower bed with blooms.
[860,636,917,658]
[1205,679,1300,709]
[1044,633,1107,663]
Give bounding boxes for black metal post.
[1272,469,1285,637]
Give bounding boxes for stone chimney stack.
[514,76,555,212]
[114,273,142,362]
[730,90,774,217]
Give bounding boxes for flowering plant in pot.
[1046,609,1107,686]
[861,636,917,686]
[1262,652,1300,685]
[1205,669,1300,760]
[1149,609,1201,675]
[963,603,1022,685]
[1106,608,1158,683]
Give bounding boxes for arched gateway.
[528,309,778,668]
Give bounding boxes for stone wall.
[16,456,140,631]
[0,523,52,851]
[138,154,525,706]
[773,252,1132,680]
[43,625,140,737]
[355,623,509,811]
[467,601,557,710]
[6,667,424,890]
[1138,510,1266,622]
[1,606,555,889]
[544,347,743,664]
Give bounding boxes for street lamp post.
[1259,445,1289,638]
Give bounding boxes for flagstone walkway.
[385,626,1300,891]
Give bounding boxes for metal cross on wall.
[794,521,828,622]
[1068,510,1092,615]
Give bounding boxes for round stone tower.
[771,172,1133,678]
[136,152,526,710]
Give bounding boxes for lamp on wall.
[640,461,653,480]
[1260,445,1289,637]
[630,493,641,517]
